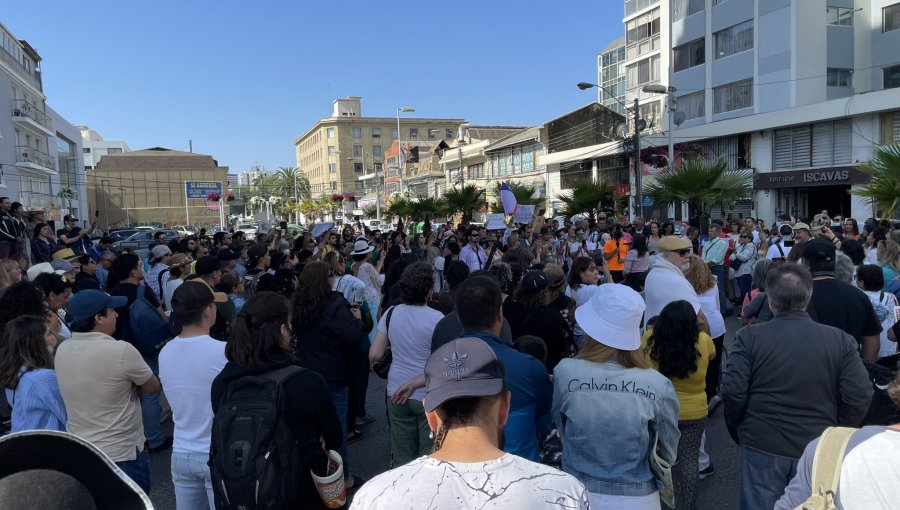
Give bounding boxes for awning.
[538,138,653,166]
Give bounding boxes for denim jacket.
[552,358,680,496]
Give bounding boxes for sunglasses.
[674,249,691,256]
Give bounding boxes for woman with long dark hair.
[32,273,74,341]
[31,223,57,264]
[0,315,67,432]
[291,261,367,491]
[623,233,651,292]
[211,292,343,509]
[646,221,662,254]
[642,300,715,510]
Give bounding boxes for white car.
[235,223,257,237]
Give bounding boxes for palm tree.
[556,179,617,225]
[444,185,486,224]
[489,182,542,213]
[274,166,311,202]
[851,144,900,218]
[407,197,447,233]
[643,158,753,215]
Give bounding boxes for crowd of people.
[0,194,899,510]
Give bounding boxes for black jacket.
[722,311,872,459]
[211,358,342,509]
[293,292,366,391]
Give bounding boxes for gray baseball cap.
[424,337,505,412]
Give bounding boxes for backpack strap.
[384,305,396,344]
[808,427,856,504]
[775,243,785,259]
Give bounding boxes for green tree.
[274,166,311,201]
[851,144,900,218]
[362,204,379,218]
[444,185,487,224]
[407,197,447,233]
[643,158,753,215]
[556,179,618,225]
[489,182,542,213]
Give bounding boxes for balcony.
[15,145,57,175]
[12,100,54,137]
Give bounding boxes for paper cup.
[310,450,346,508]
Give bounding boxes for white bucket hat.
[575,284,645,350]
[350,239,374,256]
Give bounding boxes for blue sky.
[7,1,624,174]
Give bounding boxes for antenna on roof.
[189,139,192,153]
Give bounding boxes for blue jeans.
[737,274,753,302]
[141,355,166,448]
[709,265,733,315]
[116,449,152,494]
[330,387,350,479]
[171,450,215,510]
[740,446,798,510]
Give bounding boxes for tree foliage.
[643,158,753,215]
[489,182,542,213]
[556,179,618,225]
[851,144,900,218]
[443,185,487,223]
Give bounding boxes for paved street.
[149,317,743,509]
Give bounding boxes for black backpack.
[210,365,304,510]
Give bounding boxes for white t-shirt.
[163,277,184,313]
[377,304,443,401]
[158,334,228,454]
[332,273,367,304]
[837,429,900,508]
[697,286,726,338]
[566,284,599,337]
[350,453,591,510]
[766,242,792,260]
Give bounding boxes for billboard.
[185,181,223,199]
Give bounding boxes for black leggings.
[705,334,725,401]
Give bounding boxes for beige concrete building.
[293,97,465,200]
[86,147,228,227]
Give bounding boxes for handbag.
[371,306,396,379]
[648,427,675,508]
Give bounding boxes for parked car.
[172,225,198,237]
[235,223,257,237]
[108,229,140,243]
[111,229,179,258]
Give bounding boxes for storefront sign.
[754,167,868,189]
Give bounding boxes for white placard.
[310,222,334,239]
[485,214,507,230]
[513,205,535,224]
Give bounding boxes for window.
[371,128,381,138]
[626,8,660,45]
[428,129,439,139]
[626,55,660,89]
[773,119,852,169]
[352,127,361,138]
[827,7,854,26]
[446,129,454,139]
[885,3,900,32]
[330,181,336,191]
[881,111,900,143]
[107,147,122,154]
[827,68,853,87]
[467,163,485,179]
[679,91,705,120]
[328,145,335,156]
[885,65,900,89]
[353,144,362,157]
[409,128,418,139]
[83,148,91,153]
[715,20,754,59]
[391,128,399,139]
[386,183,399,195]
[327,128,335,139]
[355,180,365,192]
[373,144,383,157]
[674,38,705,72]
[625,0,659,17]
[354,163,363,174]
[713,79,753,113]
[639,101,662,131]
[328,163,336,173]
[672,0,703,22]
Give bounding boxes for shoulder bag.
[372,306,396,379]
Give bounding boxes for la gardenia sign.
[754,167,867,189]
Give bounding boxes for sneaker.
[147,436,173,454]
[355,414,376,426]
[699,464,715,480]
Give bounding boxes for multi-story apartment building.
[237,166,269,187]
[598,36,628,115]
[78,126,130,170]
[293,97,465,202]
[0,21,87,224]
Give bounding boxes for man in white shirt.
[766,223,797,260]
[55,289,161,493]
[644,236,708,333]
[352,337,591,510]
[459,226,488,272]
[159,281,229,509]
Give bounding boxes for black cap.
[521,270,548,294]
[195,256,226,276]
[802,238,836,265]
[63,214,78,222]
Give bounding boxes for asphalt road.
[149,316,744,509]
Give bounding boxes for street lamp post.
[117,187,130,227]
[396,107,415,196]
[101,179,110,231]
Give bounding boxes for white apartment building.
[78,126,130,170]
[585,0,900,222]
[598,36,628,115]
[0,21,87,223]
